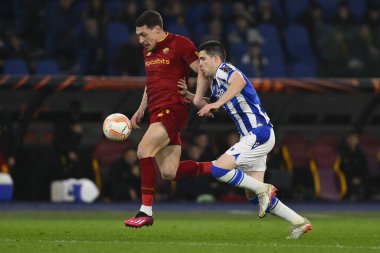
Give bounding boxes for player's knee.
[137,144,153,158]
[211,164,229,179]
[160,170,176,180]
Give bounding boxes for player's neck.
[157,31,168,43]
[212,61,223,77]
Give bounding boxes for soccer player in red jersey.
[124,10,212,228]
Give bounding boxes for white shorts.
[225,126,275,172]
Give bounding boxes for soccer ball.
[103,113,132,141]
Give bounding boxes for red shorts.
[149,105,189,146]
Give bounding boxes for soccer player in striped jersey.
[179,40,312,239]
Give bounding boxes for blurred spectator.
[53,101,83,179]
[0,35,5,72]
[45,0,76,71]
[218,130,240,154]
[0,106,15,173]
[265,144,292,199]
[202,0,226,23]
[332,1,355,27]
[112,33,144,76]
[108,147,140,201]
[163,0,186,26]
[299,4,325,49]
[177,144,219,202]
[83,0,108,31]
[116,0,138,31]
[79,18,106,75]
[228,17,263,45]
[316,26,348,77]
[241,42,268,78]
[232,1,254,25]
[345,26,373,77]
[339,132,370,201]
[361,4,380,76]
[255,0,282,29]
[191,132,215,161]
[17,0,46,54]
[142,0,158,11]
[200,19,226,45]
[362,4,380,27]
[4,34,31,64]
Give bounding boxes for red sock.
[139,157,157,206]
[174,160,212,180]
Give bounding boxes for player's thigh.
[138,122,170,157]
[155,145,181,174]
[213,153,237,170]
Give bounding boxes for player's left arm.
[179,36,210,109]
[177,78,209,104]
[198,72,245,116]
[189,60,210,109]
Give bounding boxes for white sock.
[216,168,266,193]
[270,200,304,225]
[140,205,153,216]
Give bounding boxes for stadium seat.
[316,0,338,20]
[263,58,286,77]
[73,0,89,21]
[106,22,130,74]
[284,0,309,22]
[3,58,29,75]
[35,59,60,75]
[193,23,208,44]
[290,62,316,77]
[359,133,380,177]
[285,24,315,64]
[185,3,208,27]
[310,134,347,201]
[105,0,123,18]
[347,0,367,21]
[281,132,314,199]
[282,132,311,171]
[237,64,255,78]
[257,24,283,57]
[229,42,249,64]
[269,0,284,19]
[92,138,134,195]
[106,22,130,49]
[167,23,191,38]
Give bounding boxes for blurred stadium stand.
[1,0,380,202]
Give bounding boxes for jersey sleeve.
[177,36,199,66]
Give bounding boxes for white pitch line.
[1,238,380,250]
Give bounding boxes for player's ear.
[154,25,161,33]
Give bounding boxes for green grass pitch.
[0,210,379,253]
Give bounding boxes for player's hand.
[198,102,220,117]
[177,78,188,97]
[130,109,144,129]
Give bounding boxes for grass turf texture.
[0,210,379,253]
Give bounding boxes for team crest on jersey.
[163,47,169,54]
[220,65,233,73]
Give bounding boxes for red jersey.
[143,33,198,112]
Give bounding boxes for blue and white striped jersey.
[210,62,271,136]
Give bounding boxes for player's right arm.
[130,86,148,129]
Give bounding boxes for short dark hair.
[136,10,163,29]
[198,40,226,61]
